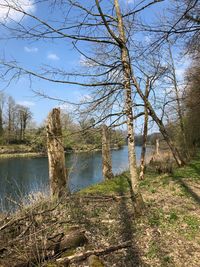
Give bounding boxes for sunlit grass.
[79,172,130,195]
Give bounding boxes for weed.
[147,241,159,258]
[168,211,179,223]
[184,215,200,231]
[148,209,164,227]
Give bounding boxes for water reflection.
[0,146,151,211]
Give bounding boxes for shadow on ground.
[171,160,200,205]
[117,176,146,267]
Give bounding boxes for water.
[0,146,151,212]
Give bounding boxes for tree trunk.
[139,78,150,180]
[139,106,148,180]
[46,108,69,198]
[114,0,141,200]
[102,125,114,180]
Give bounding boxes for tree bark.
[102,125,114,180]
[57,241,132,265]
[114,0,141,198]
[46,108,69,198]
[139,107,148,180]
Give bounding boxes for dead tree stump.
[102,125,113,180]
[156,138,160,156]
[46,108,69,198]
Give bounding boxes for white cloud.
[126,0,135,4]
[17,100,35,107]
[0,0,35,22]
[47,53,60,61]
[24,46,38,53]
[58,103,73,111]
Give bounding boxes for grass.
[79,172,131,195]
[173,153,200,181]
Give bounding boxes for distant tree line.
[0,97,126,153]
[0,92,32,144]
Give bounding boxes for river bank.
[0,154,199,266]
[0,144,123,159]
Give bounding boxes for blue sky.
[0,0,189,126]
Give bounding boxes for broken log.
[12,229,87,267]
[56,241,132,264]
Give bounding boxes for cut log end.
[88,255,105,267]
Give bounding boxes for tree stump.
[46,108,69,198]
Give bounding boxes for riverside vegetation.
[0,153,199,267]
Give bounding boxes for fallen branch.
[12,229,87,267]
[56,241,132,264]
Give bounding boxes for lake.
[0,146,152,212]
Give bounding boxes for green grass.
[148,208,164,227]
[79,172,130,195]
[183,215,200,239]
[80,152,200,197]
[173,153,200,181]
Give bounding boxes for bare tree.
[6,96,16,142]
[16,105,32,141]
